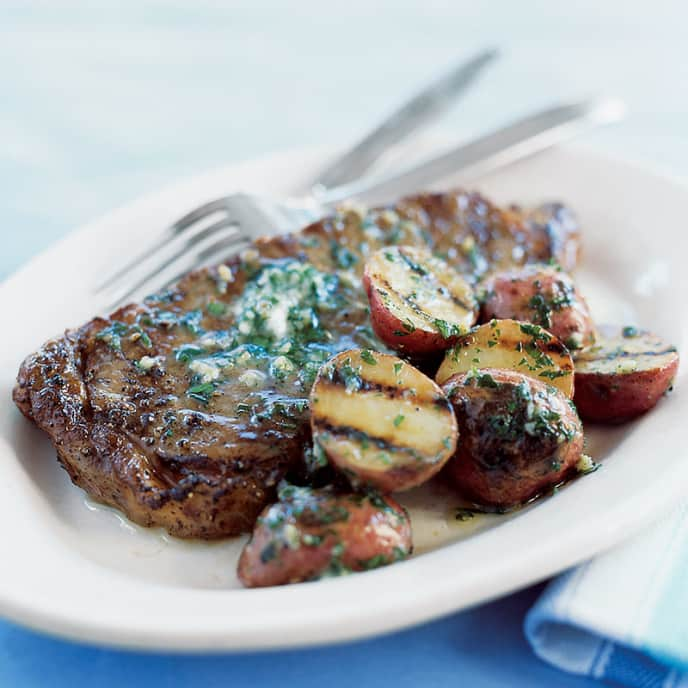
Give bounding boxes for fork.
[98,96,625,310]
[95,48,498,308]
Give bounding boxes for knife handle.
[319,98,626,205]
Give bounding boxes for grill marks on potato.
[572,325,679,423]
[435,319,575,397]
[395,249,476,312]
[377,247,476,326]
[310,349,458,492]
[314,384,448,455]
[575,327,678,374]
[364,246,478,355]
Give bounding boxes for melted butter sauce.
[77,416,623,588]
[169,258,379,422]
[80,460,597,583]
[81,494,247,588]
[396,480,502,554]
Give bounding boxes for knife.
[319,98,626,205]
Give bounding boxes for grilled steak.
[13,190,580,538]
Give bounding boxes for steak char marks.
[13,191,580,538]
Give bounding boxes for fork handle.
[312,48,498,190]
[318,98,626,206]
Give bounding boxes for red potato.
[442,368,584,509]
[481,265,595,350]
[310,349,458,492]
[435,318,575,398]
[237,485,412,587]
[363,245,478,355]
[573,325,679,423]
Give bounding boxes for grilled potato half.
[310,349,458,492]
[481,265,595,350]
[574,325,679,423]
[363,245,478,356]
[238,484,412,587]
[442,368,584,508]
[435,319,575,397]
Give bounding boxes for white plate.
[1,145,687,651]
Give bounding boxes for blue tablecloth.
[0,586,599,688]
[2,2,686,685]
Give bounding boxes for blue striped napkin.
[525,501,688,687]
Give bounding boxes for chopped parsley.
[206,301,226,317]
[339,358,362,393]
[476,372,499,388]
[519,322,549,340]
[527,278,574,328]
[301,533,324,547]
[360,554,392,570]
[433,318,461,339]
[96,321,154,351]
[397,249,429,276]
[360,349,377,365]
[128,324,152,349]
[329,240,358,269]
[538,369,571,380]
[187,381,216,403]
[528,293,553,327]
[175,344,206,363]
[95,322,130,351]
[455,508,477,522]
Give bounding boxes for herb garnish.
[433,318,461,339]
[207,301,226,317]
[456,508,477,522]
[360,349,377,365]
[187,382,216,403]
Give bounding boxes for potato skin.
[482,265,594,350]
[442,368,584,508]
[237,485,412,587]
[365,284,457,355]
[573,326,679,423]
[363,245,477,356]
